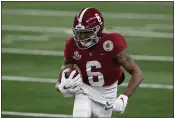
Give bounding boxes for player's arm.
[56,58,74,92]
[116,50,144,97]
[58,58,74,82]
[111,33,143,113]
[113,50,143,113]
[56,38,74,92]
[57,38,75,84]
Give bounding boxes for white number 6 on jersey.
[86,61,104,87]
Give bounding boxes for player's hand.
[55,68,82,96]
[60,68,81,88]
[113,94,128,114]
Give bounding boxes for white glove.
[55,68,82,97]
[113,94,128,114]
[55,81,75,97]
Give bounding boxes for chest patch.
[103,40,113,52]
[73,51,82,60]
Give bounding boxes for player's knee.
[99,109,112,117]
[73,103,91,117]
[73,108,91,117]
[73,94,92,117]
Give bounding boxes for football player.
[55,7,144,117]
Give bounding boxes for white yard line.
[2,25,173,38]
[144,24,173,30]
[2,48,173,62]
[3,34,49,44]
[129,55,173,62]
[2,25,69,33]
[2,111,72,117]
[2,9,173,20]
[2,76,173,89]
[2,48,63,56]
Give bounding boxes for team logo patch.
[73,51,82,60]
[103,40,113,51]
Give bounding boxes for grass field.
[1,1,173,118]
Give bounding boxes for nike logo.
[105,105,113,110]
[63,86,72,89]
[105,102,113,110]
[63,85,78,89]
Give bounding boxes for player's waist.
[80,81,117,104]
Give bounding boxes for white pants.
[73,93,113,118]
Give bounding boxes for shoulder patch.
[103,40,113,51]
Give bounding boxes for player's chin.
[118,73,125,85]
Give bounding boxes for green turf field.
[2,1,173,118]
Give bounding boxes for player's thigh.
[73,93,92,117]
[91,100,113,118]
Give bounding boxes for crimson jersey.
[64,33,127,87]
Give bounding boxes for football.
[64,68,79,79]
[58,68,79,83]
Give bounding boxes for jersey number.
[86,61,104,86]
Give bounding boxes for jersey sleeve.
[111,33,127,55]
[64,39,73,61]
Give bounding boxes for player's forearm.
[58,64,74,82]
[123,69,143,97]
[56,64,74,92]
